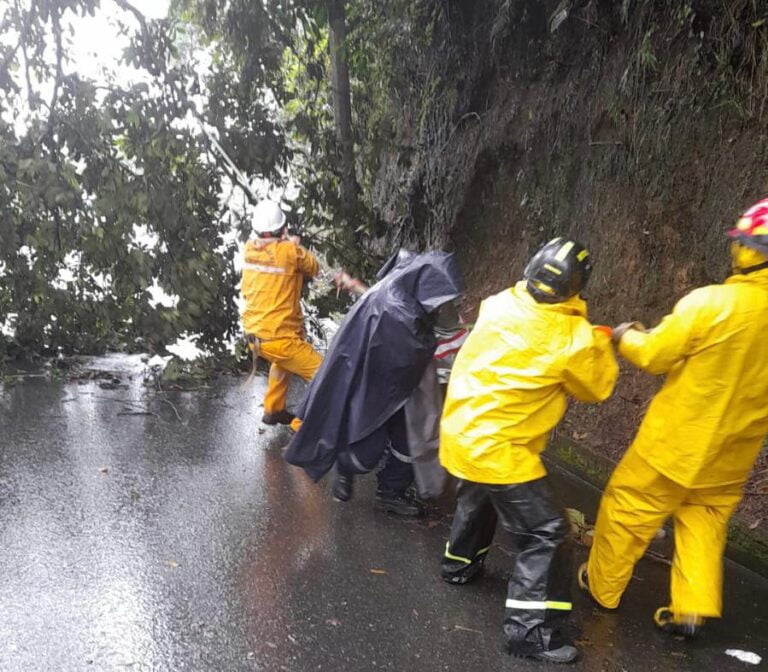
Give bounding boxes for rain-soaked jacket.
[241,238,320,340]
[619,267,768,489]
[440,282,618,485]
[283,252,465,481]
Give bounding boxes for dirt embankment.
[372,0,768,536]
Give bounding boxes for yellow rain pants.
[588,264,768,618]
[254,337,322,416]
[587,448,741,617]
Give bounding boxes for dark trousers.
[337,409,413,493]
[443,477,572,655]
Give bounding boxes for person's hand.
[289,234,301,245]
[333,270,367,296]
[612,321,646,345]
[333,270,351,288]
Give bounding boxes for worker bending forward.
[440,238,618,664]
[581,200,768,637]
[241,200,322,427]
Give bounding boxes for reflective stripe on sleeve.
[505,599,572,611]
[242,262,289,274]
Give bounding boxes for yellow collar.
[725,266,768,287]
[511,281,588,317]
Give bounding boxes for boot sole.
[441,566,484,586]
[511,652,580,664]
[374,502,424,518]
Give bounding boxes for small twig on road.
[443,625,483,635]
[118,410,160,418]
[160,398,184,423]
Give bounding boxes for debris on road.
[725,649,762,665]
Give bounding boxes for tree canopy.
[0,0,462,363]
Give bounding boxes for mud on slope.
[371,1,768,532]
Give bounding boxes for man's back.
[241,238,319,340]
[621,269,768,488]
[440,283,616,485]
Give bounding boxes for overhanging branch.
[112,0,148,35]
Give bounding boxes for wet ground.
[1,355,766,671]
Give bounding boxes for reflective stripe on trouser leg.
[670,485,741,618]
[377,410,414,493]
[338,423,388,476]
[442,480,497,578]
[444,541,492,565]
[505,599,572,611]
[489,477,572,655]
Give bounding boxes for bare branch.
[38,4,64,147]
[112,0,148,36]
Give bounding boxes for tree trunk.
[327,0,358,220]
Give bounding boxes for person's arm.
[562,327,619,403]
[618,291,703,375]
[333,270,368,296]
[290,236,320,278]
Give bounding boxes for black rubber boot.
[577,562,617,611]
[441,560,485,585]
[653,607,704,638]
[261,409,296,426]
[374,489,424,518]
[332,472,354,502]
[518,645,580,664]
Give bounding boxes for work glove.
[593,325,613,339]
[612,321,646,345]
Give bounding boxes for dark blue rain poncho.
[283,251,465,481]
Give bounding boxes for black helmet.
[524,237,592,304]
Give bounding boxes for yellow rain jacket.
[619,267,768,489]
[241,237,320,340]
[440,282,618,484]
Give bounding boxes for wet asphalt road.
[1,355,767,672]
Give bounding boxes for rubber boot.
[441,559,485,585]
[332,472,354,502]
[374,489,424,518]
[653,606,704,638]
[577,562,616,610]
[519,645,580,664]
[261,409,296,426]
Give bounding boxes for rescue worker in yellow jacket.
[580,200,768,637]
[241,200,322,427]
[440,238,618,664]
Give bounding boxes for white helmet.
[251,200,287,236]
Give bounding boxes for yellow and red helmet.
[729,199,768,254]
